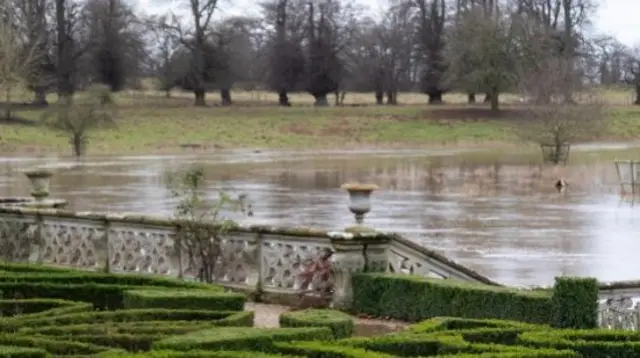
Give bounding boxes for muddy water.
[3,146,640,287]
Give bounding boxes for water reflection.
[2,150,640,287]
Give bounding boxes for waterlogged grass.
[2,89,640,155]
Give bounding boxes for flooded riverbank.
[3,144,640,287]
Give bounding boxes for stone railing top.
[0,205,395,240]
[599,280,640,292]
[391,235,500,287]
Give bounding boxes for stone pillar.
[363,238,390,273]
[328,234,392,309]
[329,239,365,310]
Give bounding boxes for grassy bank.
[2,89,640,155]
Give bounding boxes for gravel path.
[244,302,408,334]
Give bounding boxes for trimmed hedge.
[0,271,224,309]
[352,274,553,324]
[0,335,110,355]
[518,329,640,358]
[279,309,355,338]
[0,264,613,358]
[123,289,245,311]
[0,263,80,274]
[96,350,303,357]
[551,277,598,329]
[446,351,578,357]
[153,327,334,352]
[409,316,544,333]
[0,272,220,289]
[0,282,224,310]
[20,321,227,336]
[274,341,395,357]
[0,309,253,331]
[342,332,581,357]
[0,298,84,317]
[0,346,50,358]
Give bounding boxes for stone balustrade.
[0,205,497,308]
[4,203,640,328]
[597,281,640,330]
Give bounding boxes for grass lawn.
[1,88,640,155]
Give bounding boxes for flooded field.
[2,145,640,287]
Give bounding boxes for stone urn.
[23,169,53,201]
[341,183,378,225]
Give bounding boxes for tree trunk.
[194,89,206,106]
[220,89,232,106]
[313,94,329,106]
[334,91,340,106]
[467,93,476,104]
[386,91,397,105]
[483,92,492,103]
[4,87,11,120]
[32,89,48,106]
[428,91,443,104]
[535,93,551,105]
[489,88,499,113]
[375,91,384,105]
[635,84,640,105]
[71,135,86,157]
[165,90,171,98]
[278,91,291,106]
[55,0,75,100]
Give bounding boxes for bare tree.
[303,0,361,106]
[514,91,607,163]
[11,0,54,105]
[511,13,569,104]
[624,46,640,105]
[369,4,414,104]
[164,0,219,106]
[445,4,516,112]
[413,0,447,104]
[54,0,94,100]
[41,85,116,157]
[0,8,39,119]
[592,35,626,86]
[86,0,146,93]
[146,15,184,97]
[517,0,596,102]
[209,16,261,106]
[263,0,306,106]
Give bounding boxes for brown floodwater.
[3,144,640,287]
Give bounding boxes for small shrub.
[551,277,598,329]
[153,327,333,352]
[123,289,245,311]
[279,309,355,338]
